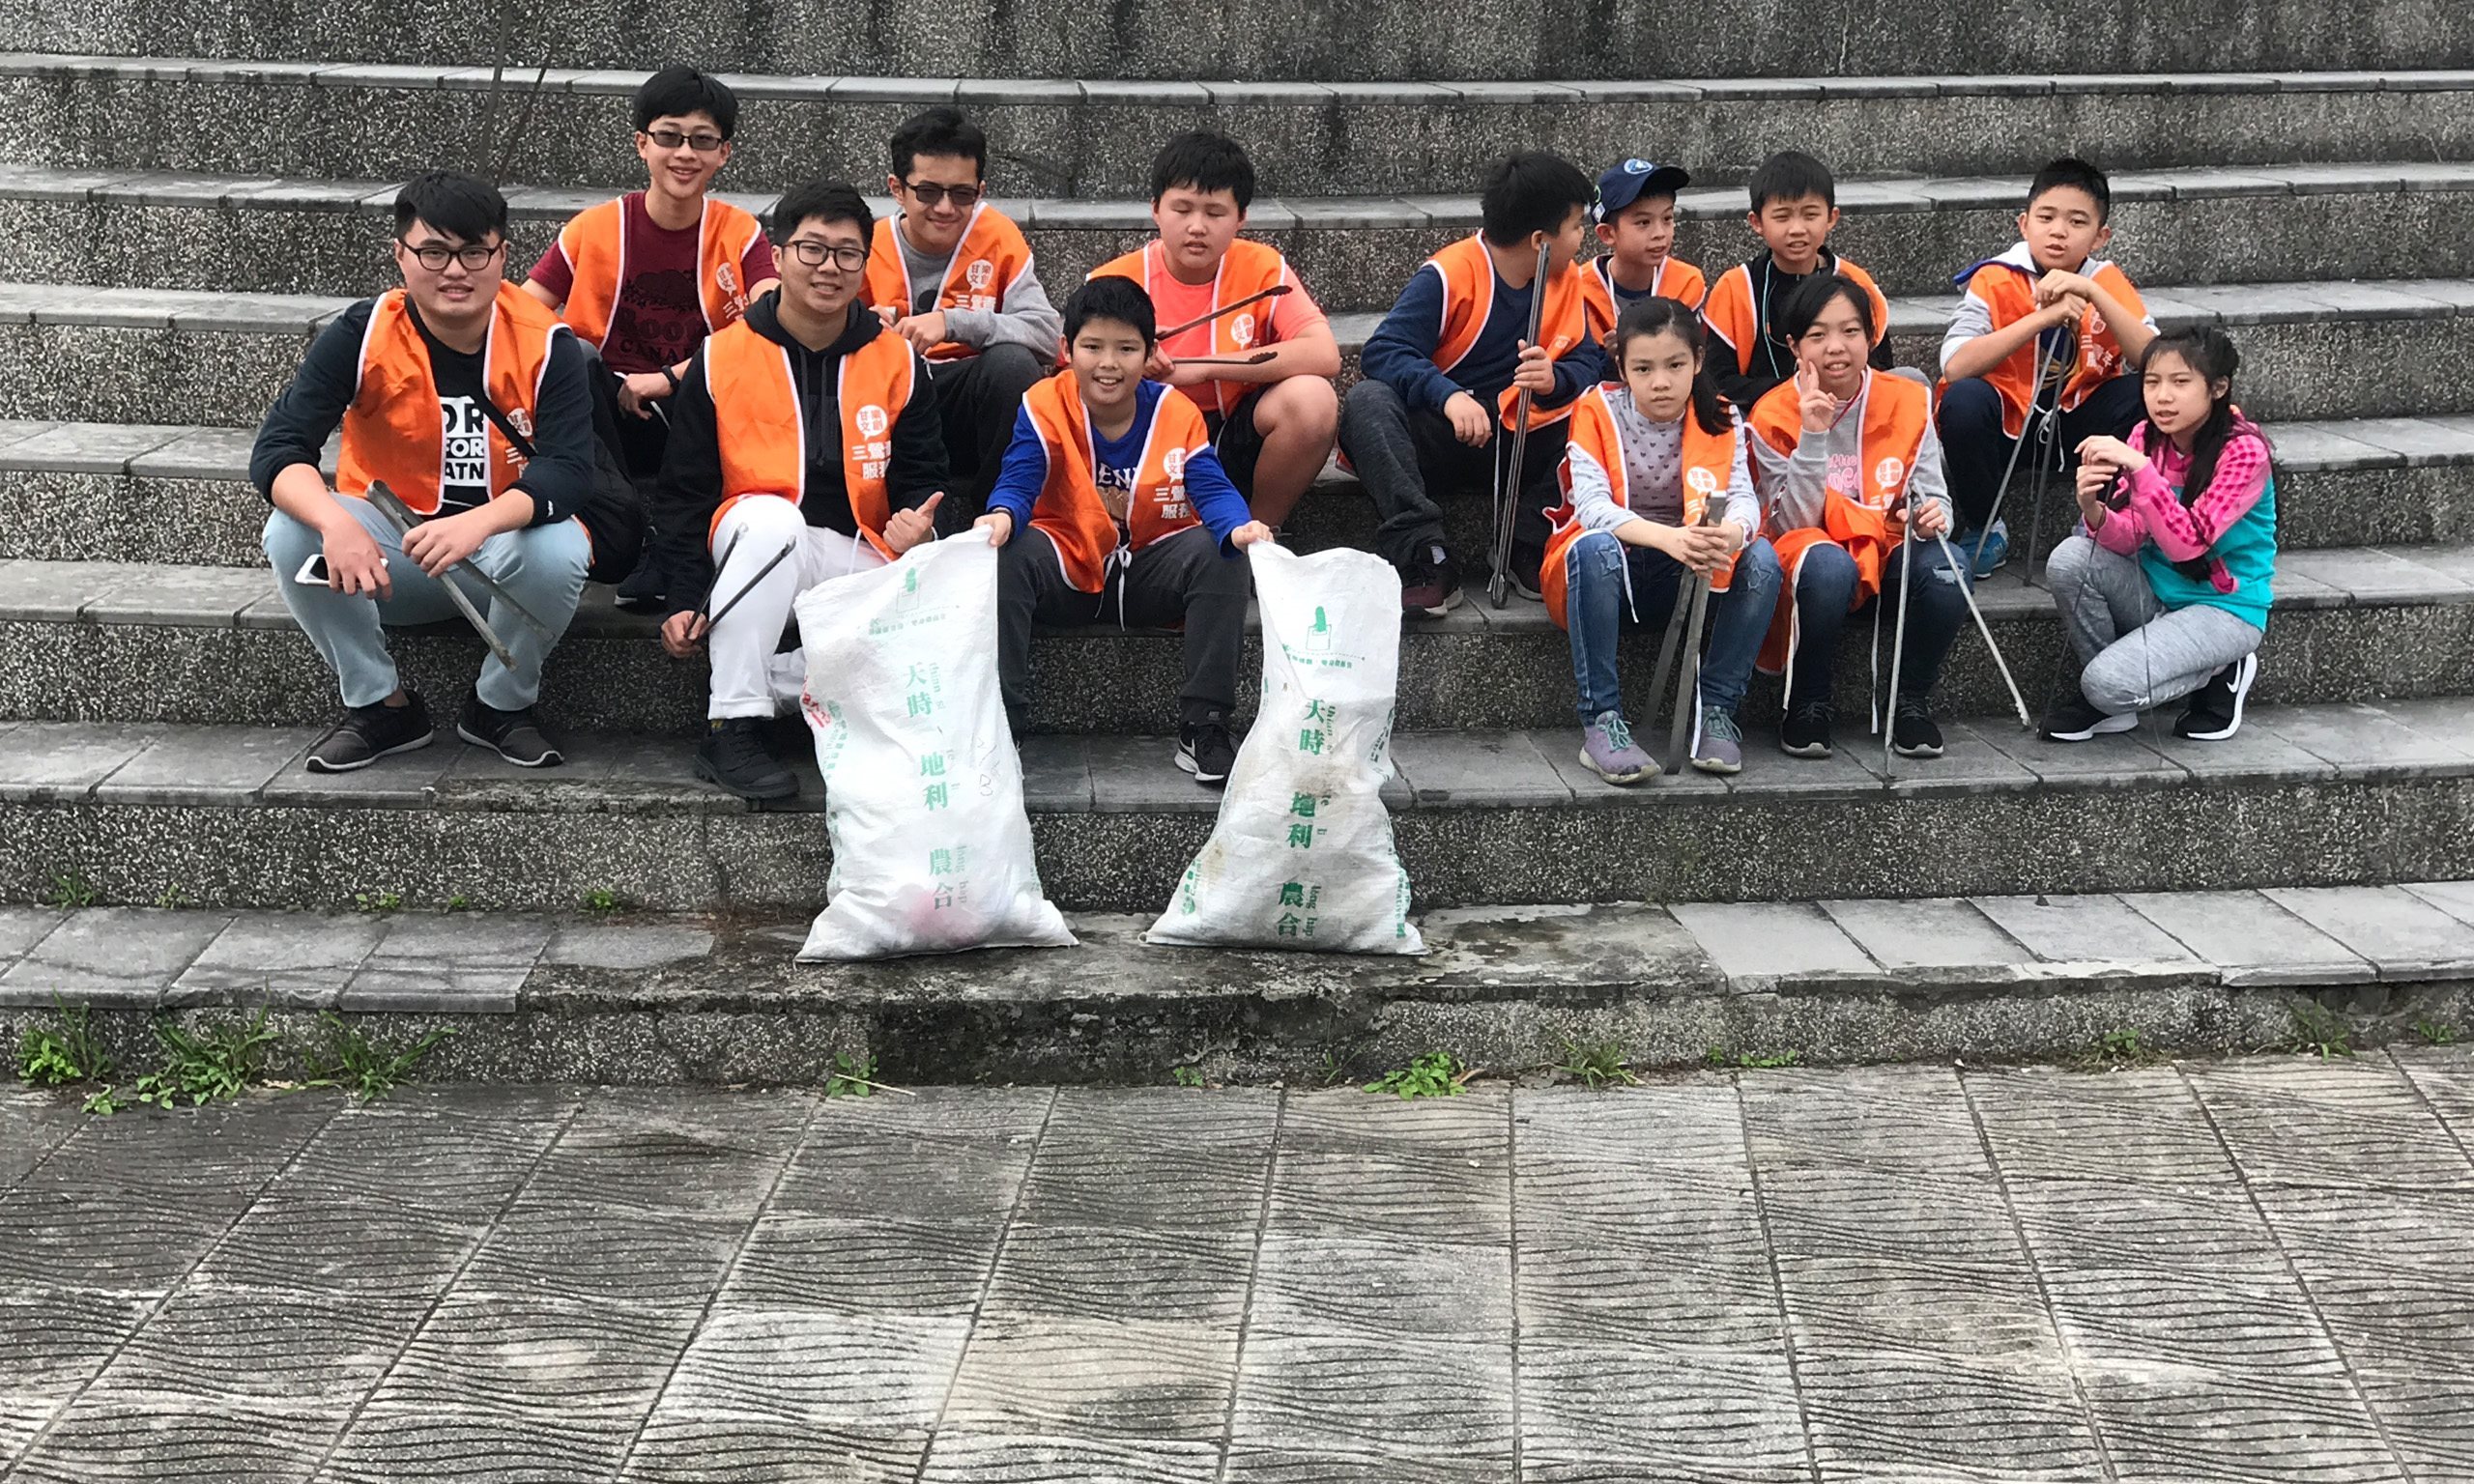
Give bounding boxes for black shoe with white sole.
[2040,688,2140,743]
[2174,651,2259,740]
[694,717,797,800]
[1890,698,1945,759]
[456,696,564,768]
[1177,714,1237,786]
[1779,700,1834,759]
[305,691,435,773]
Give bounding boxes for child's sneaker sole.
[1577,748,1651,786]
[1174,747,1229,785]
[304,729,433,774]
[2044,713,2140,743]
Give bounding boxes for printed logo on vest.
[1685,466,1719,497]
[1874,457,1906,491]
[717,262,739,294]
[1232,313,1257,349]
[965,259,995,291]
[1163,447,1186,480]
[856,404,890,440]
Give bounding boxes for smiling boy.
[975,275,1274,786]
[1699,150,1892,412]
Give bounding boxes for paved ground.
[6,1053,2474,1482]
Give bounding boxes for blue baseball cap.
[1596,158,1692,220]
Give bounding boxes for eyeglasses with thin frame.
[785,240,870,272]
[901,180,982,211]
[644,127,727,154]
[398,239,503,272]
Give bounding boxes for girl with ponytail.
[2040,326,2277,742]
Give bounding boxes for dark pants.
[1338,379,1565,583]
[1937,374,2143,533]
[931,343,1047,532]
[997,525,1250,734]
[1787,537,1971,711]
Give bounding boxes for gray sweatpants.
[2046,534,2262,715]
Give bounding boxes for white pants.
[707,495,887,720]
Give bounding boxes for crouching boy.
[974,276,1274,786]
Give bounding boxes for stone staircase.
[2,45,2471,1075]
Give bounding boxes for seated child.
[1542,297,1781,783]
[1747,274,1966,761]
[1939,157,2156,576]
[1338,151,1603,615]
[1582,157,1707,344]
[1702,150,1892,413]
[2040,327,2272,743]
[975,276,1275,786]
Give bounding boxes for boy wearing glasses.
[861,106,1060,529]
[254,171,603,773]
[651,181,951,802]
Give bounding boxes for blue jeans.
[1565,530,1783,720]
[263,498,591,711]
[1785,535,1970,710]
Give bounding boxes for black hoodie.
[652,291,949,616]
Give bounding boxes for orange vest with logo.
[1020,373,1214,593]
[1425,235,1588,430]
[1539,385,1744,629]
[702,316,917,556]
[336,283,563,517]
[1746,369,1931,677]
[1091,238,1292,418]
[1961,258,2146,438]
[864,206,1035,363]
[1580,255,1711,343]
[1701,259,1890,379]
[555,196,763,352]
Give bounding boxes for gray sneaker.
[1690,705,1744,775]
[1579,711,1656,785]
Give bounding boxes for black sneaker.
[305,691,435,773]
[613,546,667,612]
[2041,687,2139,743]
[1780,700,1834,758]
[1176,713,1238,786]
[2174,651,2259,741]
[1401,556,1464,618]
[694,717,797,801]
[1891,698,1945,759]
[456,696,564,768]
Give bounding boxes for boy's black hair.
[1479,151,1595,247]
[1776,271,1876,344]
[393,171,507,244]
[633,66,739,138]
[769,180,873,243]
[1065,275,1157,346]
[1605,297,1731,437]
[2027,157,2112,221]
[1148,130,1255,210]
[890,105,988,182]
[1747,150,1835,214]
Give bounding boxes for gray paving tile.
[1883,719,2041,796]
[0,906,65,967]
[90,727,317,805]
[2265,420,2410,471]
[0,907,233,1006]
[540,923,716,970]
[0,420,187,472]
[2400,880,2474,936]
[2260,886,2474,980]
[2120,889,2373,985]
[1016,732,1093,813]
[125,424,260,479]
[1669,901,1876,982]
[1819,898,2028,971]
[1971,894,2204,966]
[2284,546,2474,603]
[79,563,271,626]
[340,912,552,1012]
[1082,733,1223,814]
[2257,701,2474,781]
[1391,729,1574,807]
[1976,721,2190,786]
[170,911,388,1007]
[0,556,133,618]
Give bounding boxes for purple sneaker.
[1579,711,1656,785]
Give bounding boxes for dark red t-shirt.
[529,192,778,376]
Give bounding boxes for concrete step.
[6,4,2460,82]
[8,699,2474,913]
[3,161,2467,305]
[4,889,2466,1084]
[8,277,2471,431]
[3,412,2467,573]
[4,543,2472,734]
[7,56,2470,199]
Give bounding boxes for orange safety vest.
[553,195,764,351]
[863,205,1036,363]
[1019,372,1215,593]
[1090,238,1293,418]
[1580,254,1711,343]
[1958,254,2147,438]
[1701,258,1890,380]
[701,316,917,556]
[1539,384,1744,630]
[1745,369,1931,680]
[336,283,563,517]
[1425,235,1588,430]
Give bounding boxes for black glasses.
[902,181,982,210]
[399,239,503,272]
[645,127,726,153]
[786,240,870,272]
